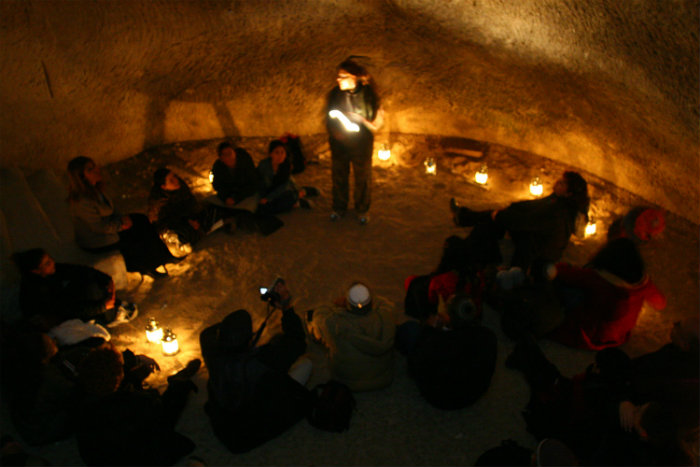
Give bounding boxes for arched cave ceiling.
[1,0,698,221]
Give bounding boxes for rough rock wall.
[1,0,698,221]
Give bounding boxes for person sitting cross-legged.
[307,282,395,392]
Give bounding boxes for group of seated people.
[1,157,696,466]
[65,137,318,279]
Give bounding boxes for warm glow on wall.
[475,164,488,185]
[530,176,543,196]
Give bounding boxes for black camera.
[259,277,284,304]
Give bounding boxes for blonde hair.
[67,156,101,202]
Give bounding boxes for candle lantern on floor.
[475,164,488,185]
[161,328,179,356]
[530,176,543,196]
[585,218,597,237]
[378,144,391,161]
[145,317,164,344]
[208,170,214,183]
[424,157,437,175]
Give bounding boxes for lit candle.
[161,328,179,356]
[328,110,360,132]
[585,219,597,237]
[145,317,164,344]
[208,170,214,183]
[475,164,488,185]
[424,157,436,175]
[530,176,543,196]
[378,144,391,161]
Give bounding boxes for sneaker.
[107,302,139,328]
[330,211,343,221]
[359,214,370,225]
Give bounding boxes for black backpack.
[307,380,356,432]
[281,133,307,174]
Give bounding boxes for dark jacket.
[495,194,579,267]
[200,308,312,453]
[212,148,260,203]
[408,324,497,409]
[19,263,112,330]
[325,84,378,151]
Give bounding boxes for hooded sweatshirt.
[310,297,395,392]
[550,263,666,350]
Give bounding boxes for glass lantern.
[161,328,179,356]
[145,317,164,344]
[585,218,597,237]
[378,144,391,161]
[424,157,437,175]
[530,176,543,196]
[475,164,488,185]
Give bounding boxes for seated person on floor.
[257,139,318,214]
[631,316,699,402]
[307,282,395,392]
[12,248,137,332]
[402,293,497,410]
[0,331,80,446]
[148,167,234,254]
[75,343,201,466]
[211,142,260,211]
[67,156,175,279]
[506,332,698,466]
[199,279,313,454]
[402,247,486,324]
[450,171,589,276]
[548,237,666,350]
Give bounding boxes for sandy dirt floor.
[3,135,698,466]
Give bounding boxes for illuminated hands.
[328,110,360,132]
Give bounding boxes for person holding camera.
[306,282,395,392]
[199,279,313,453]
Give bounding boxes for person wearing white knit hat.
[307,281,395,391]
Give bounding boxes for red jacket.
[550,263,666,350]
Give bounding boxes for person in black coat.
[199,280,313,453]
[450,171,589,277]
[12,248,137,331]
[406,293,497,410]
[211,142,260,208]
[74,343,200,466]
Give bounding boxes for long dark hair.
[149,167,190,201]
[337,57,381,108]
[563,171,590,216]
[67,156,101,202]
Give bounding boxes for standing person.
[326,58,384,225]
[67,156,174,279]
